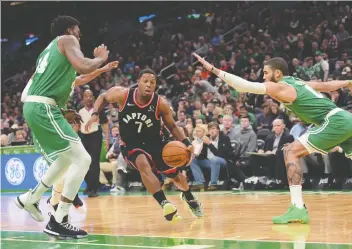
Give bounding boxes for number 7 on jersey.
[135,121,143,133]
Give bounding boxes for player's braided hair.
[51,15,80,37]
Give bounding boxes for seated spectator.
[256,104,274,130]
[204,102,215,122]
[314,51,329,82]
[232,115,257,157]
[1,134,8,147]
[101,135,129,193]
[252,119,294,183]
[108,124,120,149]
[291,58,303,78]
[221,115,236,141]
[270,103,292,129]
[190,122,231,190]
[7,124,19,145]
[290,120,310,139]
[100,142,118,190]
[11,129,27,146]
[301,57,316,81]
[223,104,237,124]
[175,111,187,127]
[236,105,256,128]
[212,107,224,124]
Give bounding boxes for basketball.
[162,141,190,167]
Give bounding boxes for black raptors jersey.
[119,88,162,148]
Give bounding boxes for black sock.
[153,190,168,206]
[182,188,195,201]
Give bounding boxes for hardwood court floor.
[1,191,352,249]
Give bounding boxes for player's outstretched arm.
[159,97,194,163]
[192,53,266,94]
[305,80,352,93]
[74,61,119,86]
[85,86,127,132]
[60,35,109,74]
[192,53,297,103]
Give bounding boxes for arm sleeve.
[217,70,267,94]
[99,109,108,124]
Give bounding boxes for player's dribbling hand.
[85,115,99,132]
[94,44,109,61]
[185,145,194,167]
[101,61,119,72]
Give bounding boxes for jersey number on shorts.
[135,121,143,133]
[304,84,324,98]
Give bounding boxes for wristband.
[182,138,191,147]
[91,112,99,117]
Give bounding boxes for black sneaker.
[180,193,204,218]
[43,215,88,239]
[88,191,99,198]
[73,194,83,208]
[73,194,85,214]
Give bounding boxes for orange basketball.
[162,141,190,167]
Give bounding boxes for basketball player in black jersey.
[86,68,203,221]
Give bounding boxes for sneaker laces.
[33,201,41,212]
[161,200,170,207]
[281,205,294,216]
[62,222,80,232]
[26,190,42,214]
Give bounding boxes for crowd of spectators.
[2,1,352,191]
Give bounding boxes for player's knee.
[283,141,308,159]
[171,172,185,183]
[135,154,151,173]
[70,141,91,172]
[81,151,91,172]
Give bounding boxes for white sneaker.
[110,185,118,192]
[15,190,44,222]
[110,186,125,194]
[232,182,244,191]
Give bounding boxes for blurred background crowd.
[2,1,352,192]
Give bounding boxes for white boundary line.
[1,238,168,248]
[1,229,351,245]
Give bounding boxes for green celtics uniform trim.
[45,104,80,143]
[35,138,55,164]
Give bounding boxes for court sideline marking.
[2,229,352,245]
[2,237,215,249]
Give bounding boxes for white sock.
[51,174,65,206]
[289,185,304,209]
[29,151,71,204]
[29,182,50,203]
[54,201,71,223]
